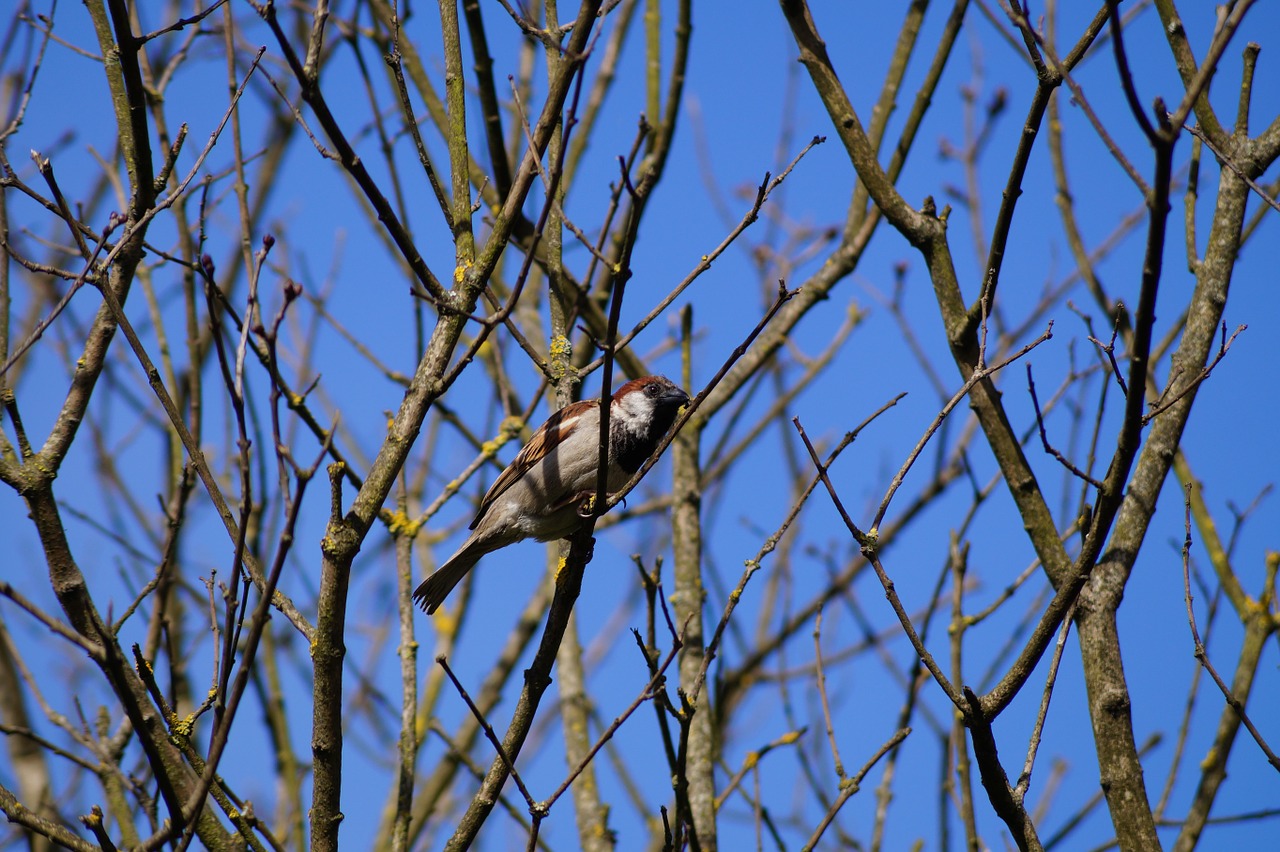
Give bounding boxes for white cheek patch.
[616,395,653,431]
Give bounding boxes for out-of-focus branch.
[672,399,714,849]
[0,779,94,852]
[0,621,58,852]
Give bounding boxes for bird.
[413,375,690,614]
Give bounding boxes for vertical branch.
[672,308,715,850]
[1065,16,1174,850]
[392,485,419,852]
[948,539,980,852]
[439,0,475,266]
[0,622,57,852]
[532,12,616,839]
[554,609,614,852]
[311,464,354,852]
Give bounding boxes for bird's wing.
[469,399,596,529]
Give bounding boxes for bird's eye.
[647,384,660,396]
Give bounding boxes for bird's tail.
[413,540,485,614]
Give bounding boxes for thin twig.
[437,655,537,807]
[1027,363,1103,488]
[1181,485,1280,772]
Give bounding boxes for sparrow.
[413,375,690,614]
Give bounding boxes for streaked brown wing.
[469,399,594,529]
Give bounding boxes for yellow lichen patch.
[481,421,519,457]
[453,261,472,286]
[547,335,573,381]
[171,715,195,739]
[386,510,420,538]
[320,533,343,559]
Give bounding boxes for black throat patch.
[612,406,680,474]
